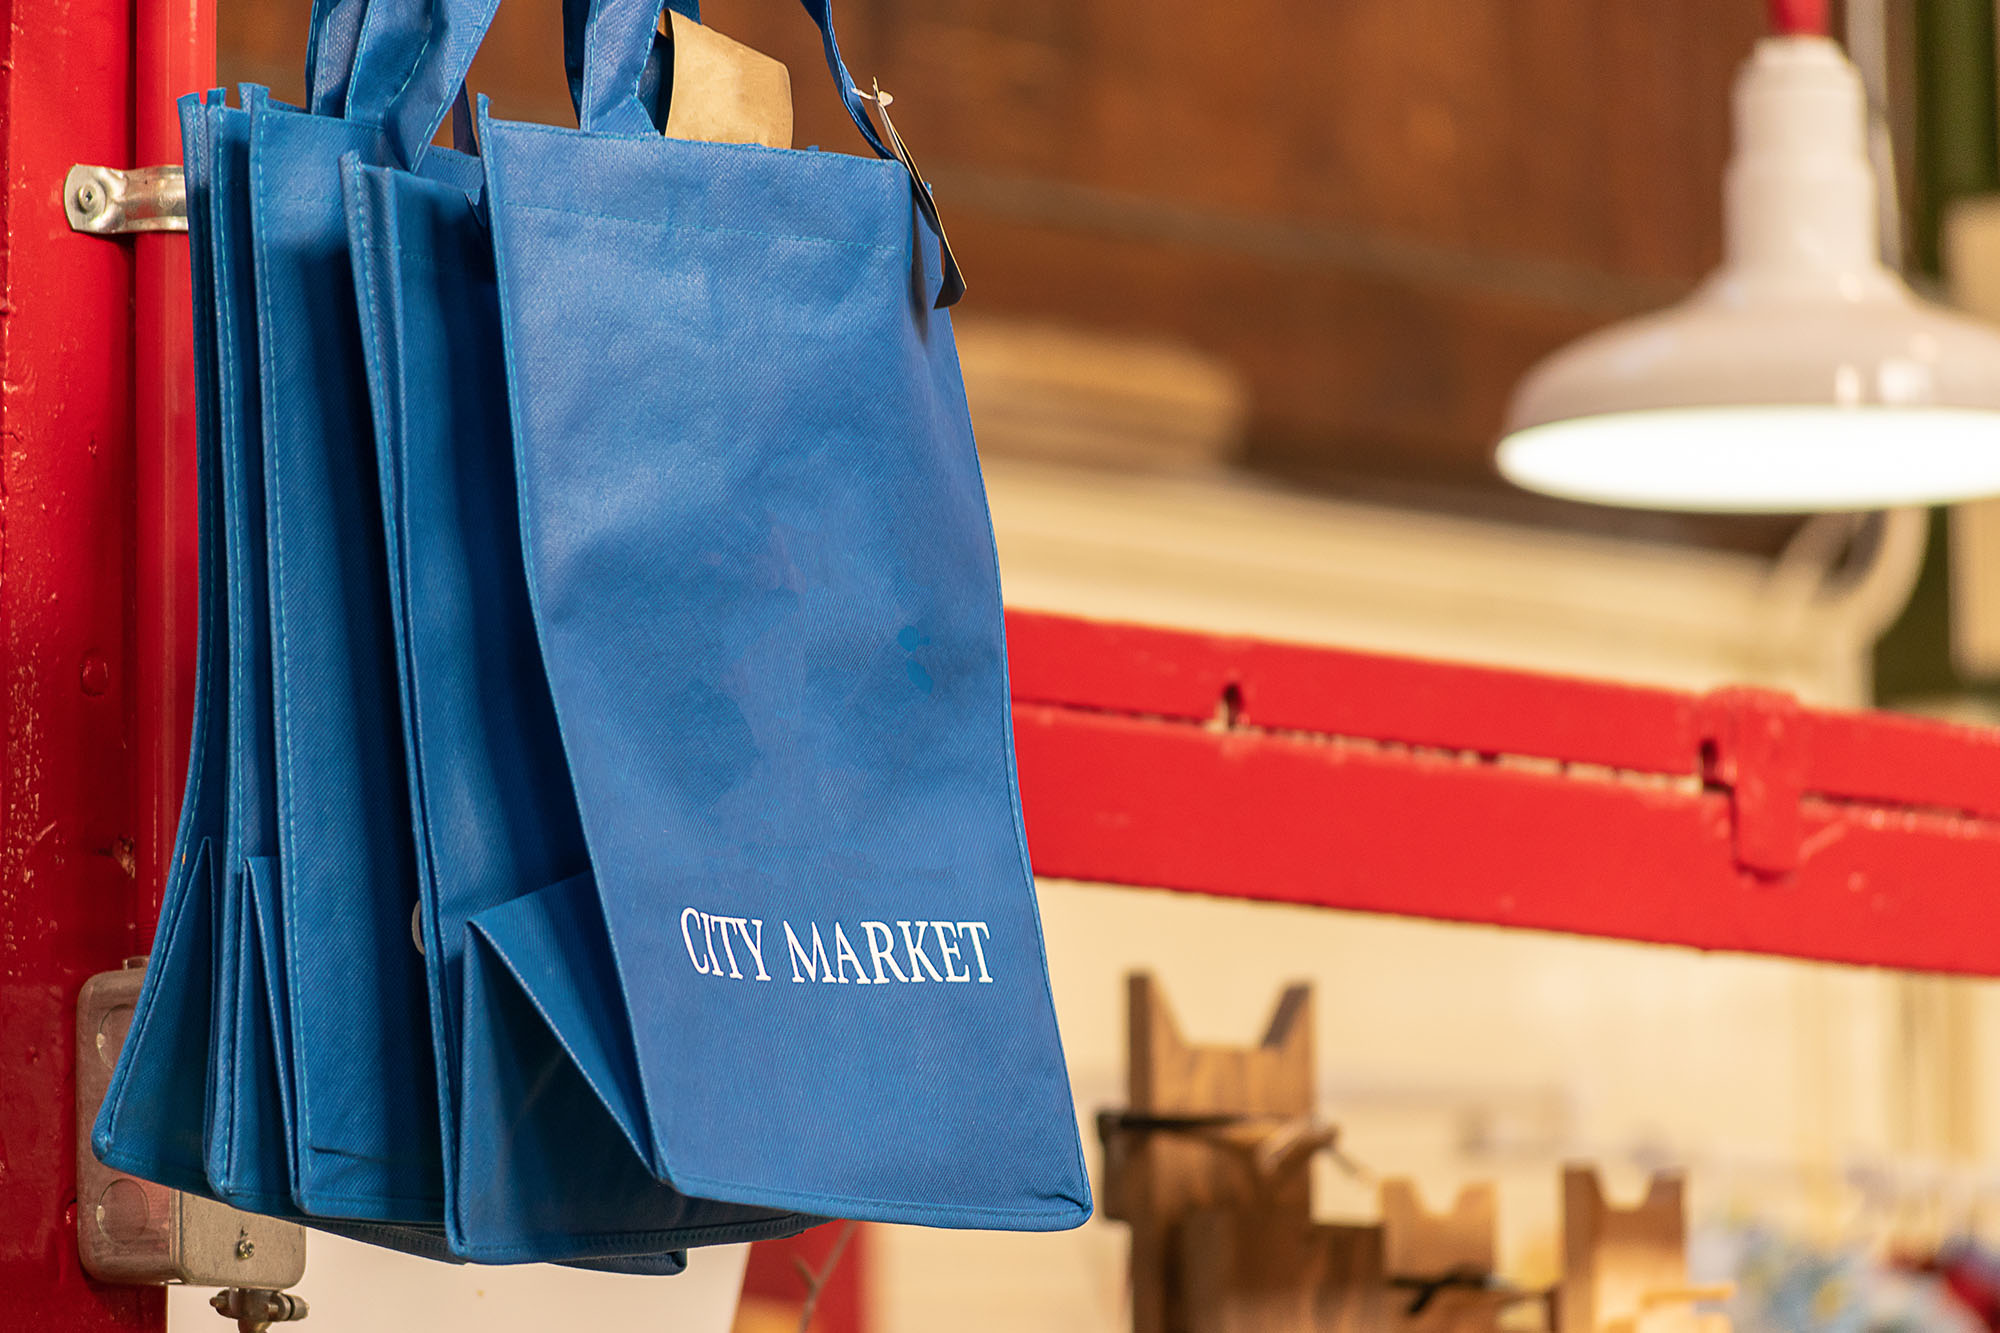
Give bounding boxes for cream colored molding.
[985,457,1920,707]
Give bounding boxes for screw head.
[76,182,99,210]
[235,1230,255,1260]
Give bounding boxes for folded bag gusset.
[207,92,298,1216]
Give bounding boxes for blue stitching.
[503,200,898,255]
[103,102,220,1152]
[247,106,315,1195]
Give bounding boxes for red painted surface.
[0,0,204,1325]
[134,0,212,935]
[742,1224,867,1333]
[1006,610,2000,977]
[1767,0,1831,38]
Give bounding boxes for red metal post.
[0,0,206,1325]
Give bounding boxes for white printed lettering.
[699,912,725,977]
[680,907,710,974]
[933,921,970,981]
[712,915,745,979]
[958,922,993,982]
[785,921,835,983]
[862,921,909,983]
[897,920,945,981]
[737,918,771,981]
[831,924,871,984]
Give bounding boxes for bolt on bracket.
[64,163,187,235]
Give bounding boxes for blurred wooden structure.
[1101,973,1727,1333]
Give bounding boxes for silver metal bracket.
[75,960,307,1296]
[64,164,187,235]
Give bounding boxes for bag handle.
[342,0,963,304]
[575,0,976,306]
[563,0,680,133]
[345,0,696,167]
[305,0,372,116]
[577,0,890,161]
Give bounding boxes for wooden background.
[221,0,1796,549]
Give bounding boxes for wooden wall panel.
[218,0,1782,545]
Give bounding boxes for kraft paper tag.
[663,11,794,149]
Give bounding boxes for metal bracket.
[64,164,187,235]
[75,960,307,1301]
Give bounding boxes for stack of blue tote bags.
[95,0,1092,1270]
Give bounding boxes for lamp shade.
[1497,36,2000,513]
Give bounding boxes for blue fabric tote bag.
[468,0,1093,1229]
[342,138,811,1262]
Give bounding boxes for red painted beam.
[1007,611,2000,976]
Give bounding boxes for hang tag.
[861,81,966,308]
[663,11,794,149]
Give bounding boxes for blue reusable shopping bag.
[342,145,809,1262]
[467,0,1093,1229]
[110,0,1090,1258]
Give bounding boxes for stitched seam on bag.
[360,244,482,278]
[365,0,441,161]
[103,112,218,1152]
[214,117,258,1187]
[486,115,901,162]
[941,315,1095,1203]
[447,1212,810,1262]
[298,1185,444,1209]
[344,192,463,1216]
[247,117,314,1187]
[669,1170,1091,1221]
[476,119,672,1171]
[502,200,898,254]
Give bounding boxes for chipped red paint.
[0,0,207,1325]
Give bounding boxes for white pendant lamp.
[1497,1,2000,513]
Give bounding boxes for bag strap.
[346,0,696,167]
[575,0,971,306]
[577,0,890,160]
[337,0,962,304]
[564,0,683,132]
[305,0,372,116]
